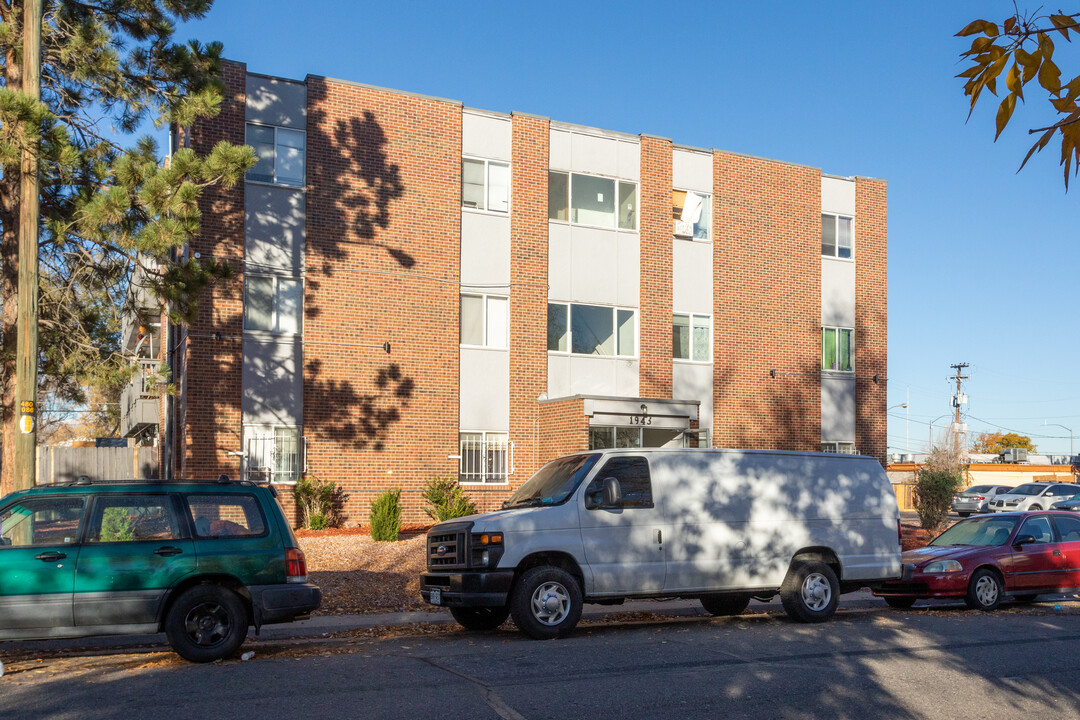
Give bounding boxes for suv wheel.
[510,566,582,640]
[165,585,248,662]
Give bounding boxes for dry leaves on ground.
[300,534,433,615]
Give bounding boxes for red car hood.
[902,544,991,566]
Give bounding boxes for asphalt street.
[4,597,1080,719]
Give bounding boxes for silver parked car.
[987,482,1078,512]
[951,484,1012,516]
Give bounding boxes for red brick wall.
[855,177,887,463]
[712,152,821,450]
[507,113,550,490]
[539,398,588,463]
[302,78,461,525]
[639,136,673,398]
[182,60,246,480]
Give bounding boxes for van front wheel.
[780,561,839,623]
[510,566,582,640]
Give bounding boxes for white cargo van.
[420,448,901,638]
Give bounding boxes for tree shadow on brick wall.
[303,357,414,452]
[305,105,411,269]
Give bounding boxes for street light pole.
[1043,421,1074,458]
[929,414,950,452]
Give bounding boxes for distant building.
[120,62,888,524]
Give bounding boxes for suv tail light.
[285,547,308,583]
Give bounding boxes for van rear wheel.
[450,606,510,631]
[510,566,582,640]
[780,561,839,623]
[700,594,751,616]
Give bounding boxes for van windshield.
[502,454,601,509]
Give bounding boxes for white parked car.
[986,482,1078,513]
[420,448,902,638]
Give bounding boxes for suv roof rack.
[61,475,259,488]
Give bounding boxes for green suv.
[0,477,320,662]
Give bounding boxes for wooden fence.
[36,446,158,484]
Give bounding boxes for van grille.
[428,530,467,569]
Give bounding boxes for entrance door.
[577,455,667,595]
[0,495,85,631]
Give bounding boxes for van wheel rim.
[531,581,570,626]
[975,576,998,606]
[801,572,832,611]
[184,602,231,647]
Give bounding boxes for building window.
[459,431,512,484]
[245,275,303,334]
[821,214,853,259]
[821,327,854,372]
[547,303,636,357]
[460,294,508,348]
[589,426,688,450]
[548,171,637,230]
[822,441,857,454]
[246,124,305,187]
[244,426,302,484]
[673,190,711,240]
[462,158,509,213]
[673,313,711,362]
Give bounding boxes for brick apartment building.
[121,61,887,525]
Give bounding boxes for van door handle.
[655,529,662,544]
[1054,549,1063,556]
[35,551,66,562]
[154,546,183,556]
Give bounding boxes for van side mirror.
[585,477,623,509]
[602,477,622,507]
[0,536,10,546]
[1013,534,1037,547]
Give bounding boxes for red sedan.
[874,511,1080,610]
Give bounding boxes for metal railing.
[459,437,513,484]
[244,432,303,484]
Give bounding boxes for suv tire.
[165,585,248,662]
[510,566,582,640]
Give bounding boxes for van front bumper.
[421,570,514,607]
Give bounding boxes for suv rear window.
[186,494,267,538]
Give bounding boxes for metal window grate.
[459,436,513,484]
[245,431,303,483]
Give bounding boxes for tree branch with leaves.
[958,9,1080,187]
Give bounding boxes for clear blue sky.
[165,1,1079,457]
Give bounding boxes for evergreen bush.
[422,475,477,522]
[370,488,402,542]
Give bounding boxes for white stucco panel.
[462,111,512,161]
[822,176,856,215]
[460,348,510,429]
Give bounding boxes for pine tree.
[0,1,254,494]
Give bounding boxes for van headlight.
[923,560,963,573]
[470,532,504,568]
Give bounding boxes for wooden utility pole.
[949,363,969,458]
[15,0,42,490]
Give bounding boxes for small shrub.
[422,475,477,522]
[914,468,963,531]
[370,488,402,542]
[294,474,349,529]
[100,507,134,542]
